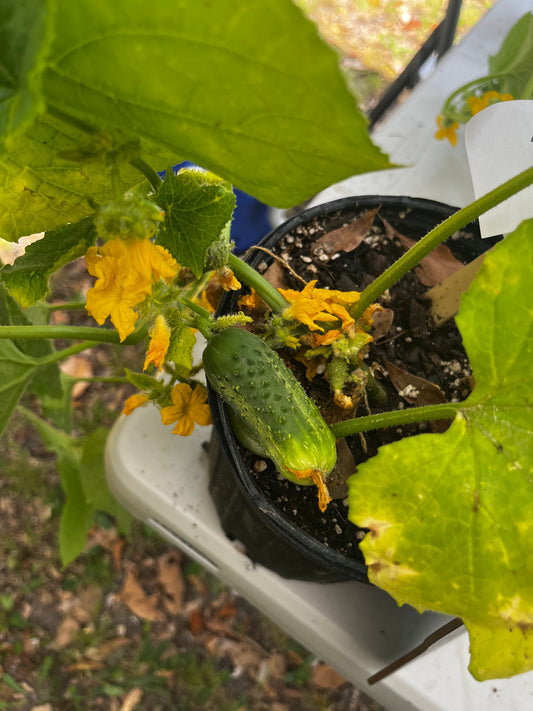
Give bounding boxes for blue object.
[158,162,272,253]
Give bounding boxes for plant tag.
[465,100,533,237]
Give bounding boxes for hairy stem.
[330,402,459,439]
[228,253,289,314]
[0,324,147,345]
[352,165,533,320]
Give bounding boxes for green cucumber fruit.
[203,327,337,507]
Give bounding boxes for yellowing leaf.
[348,221,533,681]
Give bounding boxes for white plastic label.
[465,100,533,237]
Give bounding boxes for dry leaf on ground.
[119,688,143,711]
[117,565,164,622]
[312,662,348,689]
[157,550,185,616]
[59,355,94,399]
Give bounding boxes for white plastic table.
[106,2,533,709]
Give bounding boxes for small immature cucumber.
[203,327,337,509]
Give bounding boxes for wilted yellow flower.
[434,115,459,146]
[466,90,513,116]
[238,289,262,311]
[85,237,178,341]
[160,383,212,436]
[122,393,149,415]
[311,330,342,346]
[143,314,171,371]
[217,266,241,291]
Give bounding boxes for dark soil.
[218,199,501,574]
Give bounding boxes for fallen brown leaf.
[54,616,80,648]
[312,662,347,690]
[188,607,205,635]
[263,257,291,290]
[370,307,394,340]
[312,208,379,257]
[65,661,106,672]
[157,550,184,616]
[385,361,446,406]
[120,688,143,711]
[59,355,93,399]
[118,565,164,622]
[84,638,130,661]
[382,219,464,286]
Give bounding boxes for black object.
[208,195,500,583]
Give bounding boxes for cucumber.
[203,327,337,509]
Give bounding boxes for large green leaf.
[156,169,236,277]
[1,217,96,306]
[347,221,533,681]
[0,0,52,146]
[489,12,533,95]
[39,0,389,208]
[0,113,140,240]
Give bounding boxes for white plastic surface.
[106,406,533,711]
[105,2,533,709]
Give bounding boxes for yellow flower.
[122,393,149,415]
[85,237,178,341]
[279,281,360,333]
[160,383,212,436]
[466,90,513,116]
[217,266,241,291]
[434,115,459,146]
[279,281,338,332]
[238,289,262,311]
[143,314,171,371]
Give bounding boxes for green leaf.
[0,283,63,403]
[39,0,390,208]
[156,169,235,277]
[1,217,96,306]
[347,222,533,681]
[18,408,94,565]
[0,0,53,146]
[0,340,39,437]
[80,428,132,534]
[489,12,533,96]
[0,112,143,241]
[167,322,196,378]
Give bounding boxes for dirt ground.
[0,2,496,709]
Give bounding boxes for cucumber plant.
[0,0,531,683]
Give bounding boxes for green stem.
[0,324,148,345]
[228,253,289,314]
[330,402,459,439]
[67,375,130,384]
[38,341,97,366]
[110,164,124,201]
[352,165,533,320]
[39,301,87,311]
[130,157,163,193]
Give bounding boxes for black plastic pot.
[207,195,500,583]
